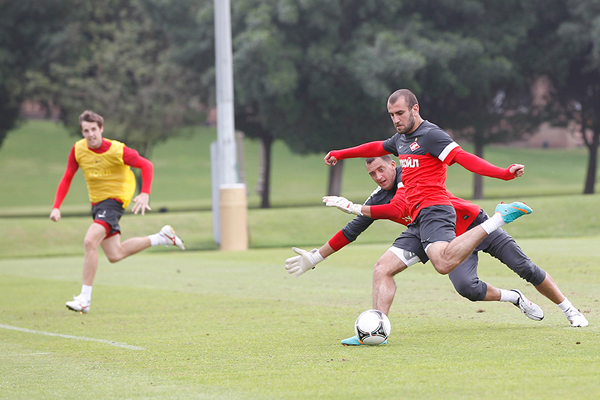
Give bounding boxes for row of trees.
[1,0,599,205]
[0,0,206,160]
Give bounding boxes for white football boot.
[159,225,185,250]
[66,295,90,314]
[564,307,589,327]
[511,289,544,321]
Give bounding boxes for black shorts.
[392,205,457,264]
[91,199,125,237]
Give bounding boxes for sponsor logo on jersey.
[85,169,113,178]
[399,157,419,168]
[409,141,420,151]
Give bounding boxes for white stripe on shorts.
[388,246,421,267]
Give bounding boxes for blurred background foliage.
[2,0,600,204]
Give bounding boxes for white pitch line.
[0,324,145,351]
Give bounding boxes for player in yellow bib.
[50,110,185,314]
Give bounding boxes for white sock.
[558,298,573,312]
[81,285,92,302]
[480,212,505,234]
[499,289,519,303]
[148,233,167,246]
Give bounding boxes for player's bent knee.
[105,252,125,263]
[452,281,484,301]
[432,262,453,275]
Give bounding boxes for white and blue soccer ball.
[354,309,391,345]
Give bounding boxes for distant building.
[515,122,583,149]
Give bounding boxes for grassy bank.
[0,120,597,216]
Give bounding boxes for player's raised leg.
[156,225,185,250]
[67,224,185,314]
[494,201,533,224]
[429,202,533,275]
[102,224,186,263]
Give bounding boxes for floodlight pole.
[214,0,237,186]
[212,0,248,251]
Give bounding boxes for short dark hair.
[366,155,393,165]
[388,89,418,109]
[79,110,104,129]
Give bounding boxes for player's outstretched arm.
[323,188,412,226]
[132,192,151,215]
[285,247,326,277]
[52,148,78,215]
[324,141,388,165]
[452,150,523,180]
[323,196,363,216]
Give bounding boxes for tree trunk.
[327,159,344,196]
[472,135,484,200]
[256,134,273,208]
[583,129,599,194]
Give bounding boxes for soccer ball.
[354,309,391,345]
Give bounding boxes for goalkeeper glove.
[322,196,363,216]
[285,247,324,277]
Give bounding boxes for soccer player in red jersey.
[285,156,587,345]
[50,110,185,314]
[324,89,531,277]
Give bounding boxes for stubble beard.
[396,112,415,135]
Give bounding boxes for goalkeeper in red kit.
[50,110,185,314]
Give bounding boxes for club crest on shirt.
[409,141,420,151]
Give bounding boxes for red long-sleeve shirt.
[52,139,153,209]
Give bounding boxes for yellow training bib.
[74,139,136,209]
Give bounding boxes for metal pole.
[214,0,238,185]
[213,0,247,250]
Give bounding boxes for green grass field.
[1,239,599,399]
[1,121,599,399]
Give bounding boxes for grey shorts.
[448,210,547,301]
[390,205,456,265]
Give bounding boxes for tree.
[534,0,600,194]
[228,0,426,206]
[225,0,542,202]
[24,0,206,164]
[167,0,413,206]
[0,0,74,150]
[373,0,541,199]
[153,0,555,204]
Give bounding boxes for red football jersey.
[383,120,461,219]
